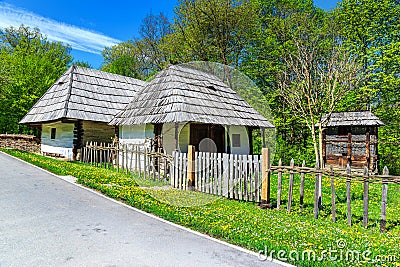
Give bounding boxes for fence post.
[277,159,282,210]
[363,166,369,228]
[330,165,336,223]
[287,158,295,212]
[380,166,389,233]
[187,145,195,190]
[260,147,272,209]
[300,160,305,211]
[346,164,352,226]
[314,159,320,219]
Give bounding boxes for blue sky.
[0,0,339,69]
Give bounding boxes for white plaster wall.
[226,125,250,155]
[162,122,189,154]
[118,124,154,168]
[119,124,154,145]
[41,121,74,158]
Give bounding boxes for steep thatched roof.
[20,66,146,124]
[321,111,385,127]
[110,64,274,128]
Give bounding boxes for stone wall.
[0,134,40,153]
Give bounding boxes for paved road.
[0,152,286,267]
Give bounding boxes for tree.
[73,60,92,68]
[240,0,318,164]
[174,0,257,67]
[276,10,362,166]
[0,25,72,134]
[336,0,400,173]
[101,12,172,79]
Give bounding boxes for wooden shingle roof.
[321,111,385,127]
[110,64,274,128]
[20,66,146,124]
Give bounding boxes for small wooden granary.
[19,65,145,159]
[321,111,384,171]
[109,64,274,155]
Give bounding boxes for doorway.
[189,123,225,153]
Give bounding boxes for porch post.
[174,122,179,151]
[226,125,231,154]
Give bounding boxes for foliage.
[3,149,400,267]
[73,60,92,68]
[101,12,172,80]
[336,0,400,174]
[0,25,72,134]
[173,0,257,67]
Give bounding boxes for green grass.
[2,149,399,267]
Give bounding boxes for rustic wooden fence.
[269,159,399,232]
[81,143,399,231]
[171,147,399,232]
[81,142,171,181]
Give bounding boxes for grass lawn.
[2,149,399,267]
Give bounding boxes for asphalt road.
[0,152,287,267]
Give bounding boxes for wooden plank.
[330,165,336,222]
[363,167,369,228]
[206,152,210,194]
[243,155,249,201]
[130,145,134,172]
[178,152,183,189]
[287,158,295,212]
[143,147,148,180]
[237,155,241,200]
[277,159,282,210]
[222,153,229,197]
[200,152,205,192]
[170,151,175,187]
[261,148,270,205]
[380,166,389,233]
[248,155,253,202]
[346,164,352,226]
[300,160,305,211]
[229,154,234,199]
[213,153,218,195]
[254,155,260,202]
[217,153,223,196]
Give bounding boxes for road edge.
[0,150,293,267]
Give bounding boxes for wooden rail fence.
[81,142,171,181]
[81,143,399,231]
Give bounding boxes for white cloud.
[0,2,121,54]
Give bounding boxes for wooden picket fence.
[81,142,172,181]
[170,151,263,202]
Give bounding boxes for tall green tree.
[0,25,72,134]
[336,0,400,173]
[174,0,257,67]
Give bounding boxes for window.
[338,126,351,136]
[232,134,241,147]
[51,128,56,139]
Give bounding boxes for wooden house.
[109,64,274,155]
[19,65,146,159]
[321,111,384,171]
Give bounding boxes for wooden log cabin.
[19,65,146,159]
[321,111,384,171]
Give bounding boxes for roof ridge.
[62,65,75,118]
